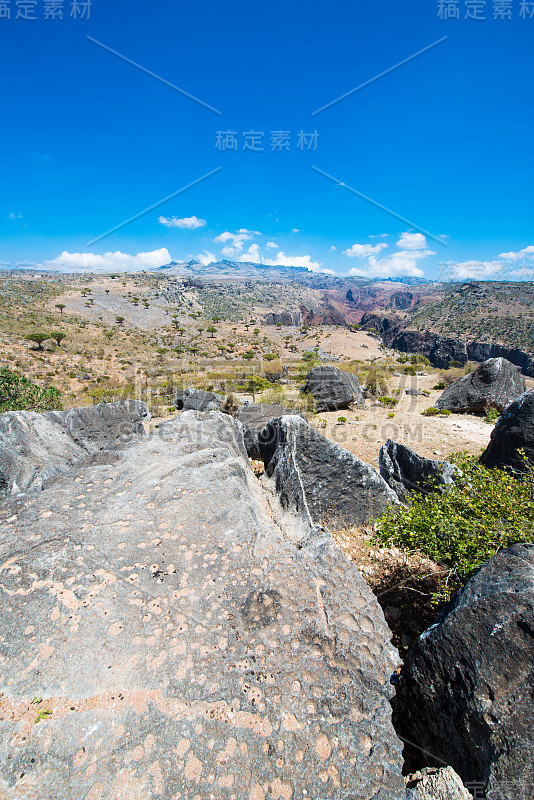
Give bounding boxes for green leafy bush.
[378,396,398,408]
[485,407,501,425]
[0,367,62,413]
[374,452,534,600]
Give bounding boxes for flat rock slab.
[0,411,405,800]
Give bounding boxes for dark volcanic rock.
[259,415,397,530]
[481,388,534,472]
[174,387,224,411]
[0,410,407,800]
[435,357,526,414]
[393,544,534,800]
[236,402,303,459]
[302,365,365,412]
[379,440,457,503]
[389,291,414,311]
[0,400,149,497]
[360,311,405,345]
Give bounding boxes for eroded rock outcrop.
[0,409,407,800]
[435,358,526,414]
[259,415,397,531]
[393,543,534,800]
[481,388,534,472]
[236,403,303,460]
[406,767,472,800]
[379,440,457,503]
[301,366,365,412]
[0,399,149,497]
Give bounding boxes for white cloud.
[291,228,300,234]
[344,242,388,258]
[263,251,333,274]
[443,261,504,281]
[349,249,432,279]
[238,244,262,263]
[266,241,278,249]
[42,248,172,273]
[191,250,217,266]
[396,232,429,251]
[498,245,534,261]
[8,212,22,221]
[329,245,337,251]
[158,215,206,229]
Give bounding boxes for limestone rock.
[174,387,224,412]
[406,767,472,800]
[435,358,526,414]
[379,440,458,503]
[259,415,397,530]
[301,365,365,412]
[480,388,534,473]
[236,403,303,460]
[393,543,534,799]
[0,410,407,799]
[0,399,149,497]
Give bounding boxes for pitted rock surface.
[0,400,149,497]
[435,357,525,414]
[301,366,365,413]
[0,411,405,800]
[259,415,397,529]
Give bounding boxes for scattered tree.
[55,304,66,314]
[51,332,67,347]
[25,332,51,351]
[206,326,217,338]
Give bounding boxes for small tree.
[55,304,66,314]
[206,326,217,339]
[115,316,125,326]
[52,332,67,347]
[25,332,51,351]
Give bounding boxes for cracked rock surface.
[0,409,406,800]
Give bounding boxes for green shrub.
[337,416,347,424]
[378,396,398,408]
[0,367,62,413]
[433,381,447,390]
[403,366,416,376]
[374,452,534,600]
[485,407,501,425]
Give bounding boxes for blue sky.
[2,0,534,280]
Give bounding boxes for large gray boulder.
[301,365,365,412]
[0,410,408,799]
[481,389,534,473]
[379,440,458,503]
[258,415,397,530]
[393,543,534,800]
[0,399,149,497]
[174,387,224,411]
[435,357,525,414]
[236,403,304,459]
